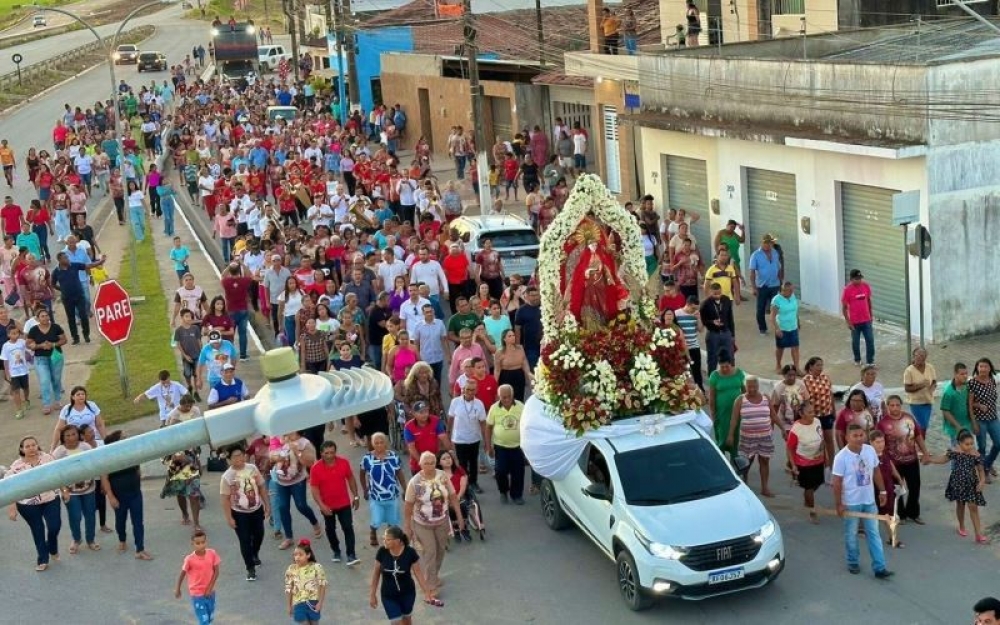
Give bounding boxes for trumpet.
[349,196,377,231]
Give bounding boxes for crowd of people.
[0,56,997,622]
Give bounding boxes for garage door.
[746,168,800,291]
[664,155,711,255]
[841,182,905,324]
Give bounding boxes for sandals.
[886,539,905,548]
[958,528,969,537]
[69,543,79,555]
[100,526,114,534]
[808,511,819,525]
[87,543,101,551]
[312,524,323,538]
[278,539,294,550]
[135,551,154,561]
[117,543,128,553]
[977,535,990,544]
[424,598,444,608]
[35,564,48,572]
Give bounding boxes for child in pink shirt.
[175,531,221,624]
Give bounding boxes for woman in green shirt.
[708,352,745,458]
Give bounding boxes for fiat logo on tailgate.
[716,546,732,561]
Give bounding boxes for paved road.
[0,19,998,625]
[0,4,189,77]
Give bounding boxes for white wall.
[639,127,928,330]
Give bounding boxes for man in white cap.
[208,363,250,409]
[261,253,292,335]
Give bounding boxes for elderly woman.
[850,365,888,423]
[360,432,406,547]
[6,436,62,571]
[727,376,783,498]
[404,451,465,597]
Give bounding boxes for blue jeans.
[66,491,97,544]
[367,343,382,371]
[54,209,70,242]
[910,404,932,432]
[455,154,467,179]
[129,205,146,242]
[17,498,61,565]
[850,321,875,365]
[231,310,250,359]
[976,419,1000,471]
[114,490,145,551]
[843,503,887,573]
[33,224,50,261]
[267,472,281,531]
[369,499,401,529]
[162,197,175,236]
[191,593,216,625]
[283,316,297,348]
[276,480,318,540]
[35,354,64,407]
[221,237,234,264]
[624,34,637,54]
[755,285,779,333]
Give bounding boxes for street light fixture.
[33,0,178,299]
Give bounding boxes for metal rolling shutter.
[841,183,905,325]
[665,155,711,255]
[746,168,800,291]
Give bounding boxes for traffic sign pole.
[93,280,136,398]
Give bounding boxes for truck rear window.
[478,230,538,248]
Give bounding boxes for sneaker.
[14,410,24,420]
[331,552,342,563]
[345,555,360,566]
[848,566,860,574]
[193,392,202,403]
[874,570,894,580]
[513,498,525,506]
[246,567,257,581]
[253,557,261,567]
[240,356,249,362]
[500,493,509,504]
[461,529,472,542]
[71,339,80,346]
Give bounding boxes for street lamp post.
[33,0,175,298]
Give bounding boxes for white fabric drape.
[519,395,713,481]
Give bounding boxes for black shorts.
[356,408,388,439]
[182,359,196,380]
[9,374,29,391]
[818,414,835,431]
[796,464,825,491]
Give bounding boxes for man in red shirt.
[221,263,254,361]
[0,196,23,238]
[441,243,470,313]
[840,268,875,367]
[403,401,451,474]
[308,440,361,566]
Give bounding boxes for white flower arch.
[537,174,649,340]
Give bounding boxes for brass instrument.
[349,196,377,231]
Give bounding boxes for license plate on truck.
[708,567,744,585]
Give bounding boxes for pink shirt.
[182,548,221,597]
[449,343,485,386]
[841,281,873,325]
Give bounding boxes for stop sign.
[93,280,135,345]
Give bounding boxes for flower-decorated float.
[520,174,708,480]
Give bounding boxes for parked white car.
[258,44,291,71]
[449,214,539,280]
[539,415,785,610]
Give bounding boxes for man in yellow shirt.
[703,248,741,302]
[601,8,621,54]
[485,385,526,504]
[0,139,15,188]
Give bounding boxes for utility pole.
[535,0,545,66]
[333,0,348,125]
[343,0,361,114]
[463,0,491,210]
[283,0,300,80]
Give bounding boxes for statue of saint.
[562,216,628,328]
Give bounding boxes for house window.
[936,0,986,5]
[772,0,805,14]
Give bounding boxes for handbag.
[205,450,228,472]
[4,290,18,306]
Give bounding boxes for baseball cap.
[849,269,864,280]
[271,254,282,261]
[208,330,222,342]
[222,363,235,371]
[412,400,429,413]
